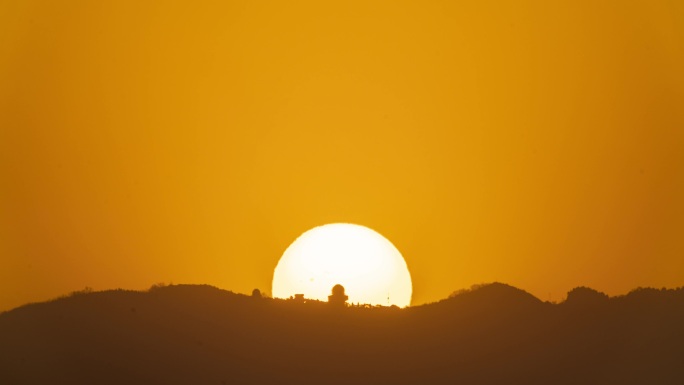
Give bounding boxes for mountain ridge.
[1,283,682,385]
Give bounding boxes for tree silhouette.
[251,288,262,298]
[564,286,609,305]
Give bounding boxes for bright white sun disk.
[272,223,412,307]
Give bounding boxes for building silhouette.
[328,284,348,307]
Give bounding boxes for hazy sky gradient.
[1,0,683,311]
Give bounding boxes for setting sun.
[272,223,412,307]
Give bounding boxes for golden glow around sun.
[272,223,412,307]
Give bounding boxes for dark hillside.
[1,283,682,385]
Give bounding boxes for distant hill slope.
[1,283,683,385]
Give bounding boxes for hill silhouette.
[1,283,683,385]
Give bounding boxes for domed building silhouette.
[328,284,348,307]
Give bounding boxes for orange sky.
[1,0,683,311]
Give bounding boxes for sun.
[272,223,412,307]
